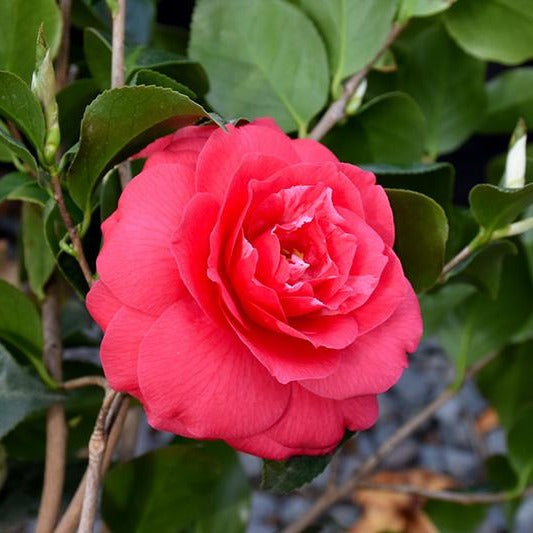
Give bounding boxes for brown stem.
[283,351,499,533]
[55,398,130,533]
[50,173,94,287]
[309,23,405,141]
[35,283,67,533]
[62,376,108,391]
[55,0,72,90]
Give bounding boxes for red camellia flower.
[86,118,422,460]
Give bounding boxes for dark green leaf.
[0,343,60,439]
[84,28,112,90]
[325,92,427,165]
[395,22,486,155]
[0,125,39,173]
[425,500,487,533]
[130,69,196,100]
[444,0,533,65]
[152,24,189,56]
[508,405,533,486]
[402,0,455,17]
[448,240,517,299]
[66,86,214,214]
[126,47,208,97]
[386,189,448,292]
[486,454,519,492]
[57,79,100,149]
[189,0,329,133]
[99,168,121,223]
[22,203,55,300]
[0,0,62,82]
[0,280,42,359]
[469,183,533,234]
[479,68,533,134]
[0,71,45,152]
[367,162,454,211]
[102,442,250,533]
[0,172,49,206]
[300,0,398,95]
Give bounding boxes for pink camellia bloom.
[86,118,422,460]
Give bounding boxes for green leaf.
[324,92,427,165]
[486,454,519,492]
[130,69,197,100]
[448,240,517,299]
[477,341,533,431]
[0,71,45,152]
[0,344,60,439]
[0,172,49,206]
[425,500,487,533]
[126,47,208,97]
[22,203,55,300]
[189,0,329,133]
[367,162,454,211]
[469,183,533,235]
[400,0,455,18]
[508,405,533,486]
[0,0,62,82]
[84,28,112,90]
[99,169,121,223]
[152,24,189,57]
[0,280,42,359]
[66,86,214,214]
[386,189,448,292]
[444,0,533,65]
[262,453,332,494]
[479,68,533,134]
[102,442,250,533]
[395,22,486,155]
[0,128,39,173]
[299,0,399,96]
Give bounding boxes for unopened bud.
[345,79,368,116]
[503,118,527,189]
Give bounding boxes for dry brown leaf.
[350,469,455,533]
[0,239,18,285]
[475,407,500,434]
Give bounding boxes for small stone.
[239,453,263,478]
[435,396,463,426]
[419,444,447,473]
[443,447,481,483]
[382,438,419,469]
[394,369,429,408]
[249,492,278,524]
[329,503,359,528]
[477,505,507,533]
[514,496,533,533]
[459,381,488,417]
[279,495,311,524]
[485,429,507,456]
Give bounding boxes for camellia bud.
[31,26,61,166]
[503,118,527,189]
[345,78,368,116]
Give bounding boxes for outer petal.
[340,395,379,430]
[137,298,290,439]
[196,124,299,201]
[100,306,156,399]
[292,138,339,163]
[86,280,122,330]
[97,163,194,315]
[300,286,422,399]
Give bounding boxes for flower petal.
[86,280,122,330]
[292,138,338,163]
[340,395,379,430]
[137,299,290,439]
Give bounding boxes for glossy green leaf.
[469,183,533,235]
[22,203,55,300]
[189,0,329,133]
[425,500,487,533]
[99,169,121,223]
[0,344,60,439]
[152,23,189,57]
[486,455,519,492]
[126,47,208,97]
[0,0,62,82]
[0,172,49,206]
[479,68,533,134]
[386,189,448,292]
[444,0,533,65]
[0,71,45,152]
[395,22,486,155]
[130,69,196,100]
[400,0,455,18]
[102,442,250,533]
[367,162,454,211]
[325,92,427,165]
[477,342,533,431]
[66,86,214,213]
[299,0,398,95]
[448,240,517,299]
[0,128,39,173]
[57,79,100,149]
[84,28,112,90]
[508,405,533,486]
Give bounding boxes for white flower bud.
[503,118,527,189]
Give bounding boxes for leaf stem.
[55,0,72,90]
[309,22,405,141]
[492,216,533,240]
[283,351,499,533]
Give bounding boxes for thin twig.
[63,376,108,391]
[55,398,130,533]
[283,351,499,533]
[353,481,523,505]
[36,283,67,533]
[309,23,405,141]
[50,173,94,287]
[55,0,72,90]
